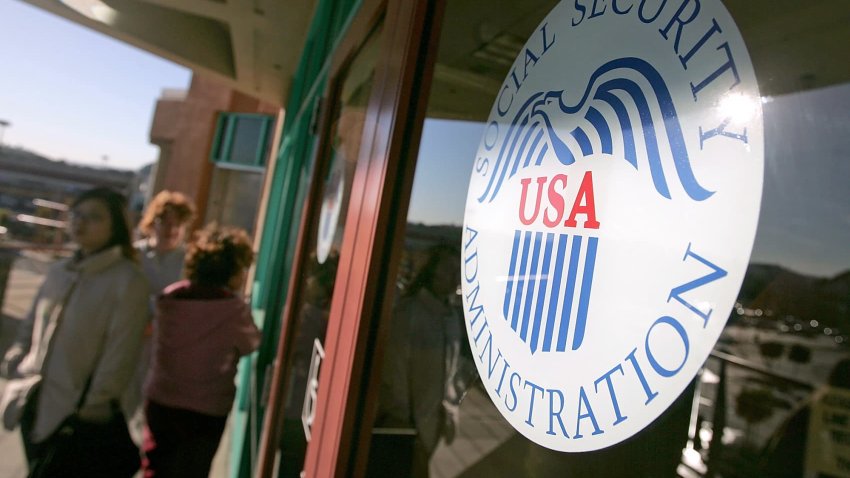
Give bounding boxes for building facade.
[148,75,279,233]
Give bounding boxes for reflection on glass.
[275,26,382,478]
[206,168,264,232]
[375,245,464,474]
[368,0,850,477]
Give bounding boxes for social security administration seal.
[460,0,763,452]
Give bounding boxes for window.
[366,1,850,477]
[210,113,275,170]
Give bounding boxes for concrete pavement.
[0,253,41,478]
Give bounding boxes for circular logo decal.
[461,0,763,452]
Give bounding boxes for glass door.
[257,17,384,478]
[256,0,442,476]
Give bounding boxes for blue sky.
[408,119,481,226]
[0,0,191,170]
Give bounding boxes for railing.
[684,345,824,478]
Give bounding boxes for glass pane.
[229,116,265,165]
[369,1,850,477]
[275,25,382,477]
[204,167,264,232]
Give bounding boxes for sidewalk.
[0,254,41,478]
[0,252,231,478]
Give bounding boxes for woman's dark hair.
[185,224,254,288]
[72,187,136,261]
[405,243,459,297]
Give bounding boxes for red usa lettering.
[518,171,600,229]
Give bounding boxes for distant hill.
[741,263,850,331]
[404,222,463,250]
[0,145,134,191]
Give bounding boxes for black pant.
[143,400,227,478]
[20,396,140,478]
[19,390,42,465]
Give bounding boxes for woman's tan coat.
[12,246,149,442]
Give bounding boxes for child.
[142,224,260,477]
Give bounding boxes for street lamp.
[0,120,10,147]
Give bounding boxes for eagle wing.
[477,57,713,204]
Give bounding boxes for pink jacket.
[145,280,260,416]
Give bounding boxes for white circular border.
[460,0,764,452]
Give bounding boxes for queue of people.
[0,187,259,478]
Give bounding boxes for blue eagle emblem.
[495,57,707,354]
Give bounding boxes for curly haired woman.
[135,190,196,297]
[142,224,260,478]
[126,190,196,444]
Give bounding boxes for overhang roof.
[22,0,317,107]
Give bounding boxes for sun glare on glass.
[717,92,760,125]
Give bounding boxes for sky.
[0,0,191,170]
[408,119,481,226]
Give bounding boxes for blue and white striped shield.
[502,230,599,353]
